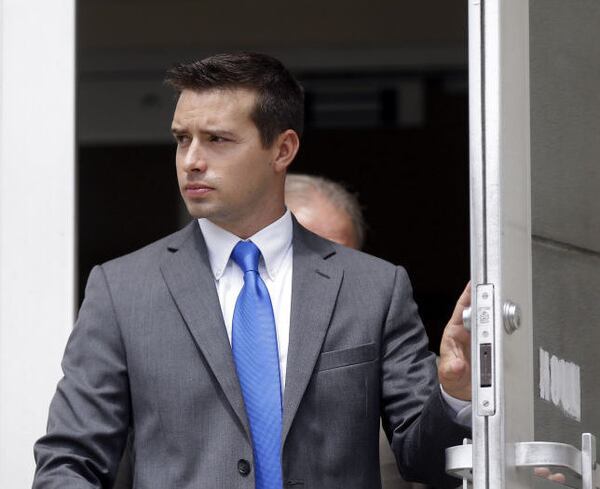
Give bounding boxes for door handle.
[446,433,599,488]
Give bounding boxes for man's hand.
[438,283,472,401]
[534,467,566,484]
[438,287,567,484]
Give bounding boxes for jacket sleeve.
[33,265,131,489]
[380,266,471,489]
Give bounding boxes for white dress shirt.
[198,210,471,422]
[199,210,293,391]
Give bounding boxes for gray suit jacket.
[33,220,469,489]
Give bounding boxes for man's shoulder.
[100,221,196,274]
[314,238,412,304]
[296,225,401,281]
[332,241,397,272]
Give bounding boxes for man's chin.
[184,201,214,219]
[185,208,208,220]
[185,205,232,225]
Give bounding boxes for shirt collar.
[198,209,293,281]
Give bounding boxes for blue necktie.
[231,241,283,489]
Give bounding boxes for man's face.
[172,88,283,234]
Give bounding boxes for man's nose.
[183,140,208,172]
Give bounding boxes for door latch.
[446,433,600,488]
[476,284,495,416]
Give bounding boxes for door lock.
[463,307,472,332]
[476,284,495,415]
[502,301,521,334]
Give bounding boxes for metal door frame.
[469,0,534,487]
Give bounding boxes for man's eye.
[209,135,228,143]
[174,134,190,145]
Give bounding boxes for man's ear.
[272,129,300,173]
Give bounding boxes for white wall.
[0,0,75,485]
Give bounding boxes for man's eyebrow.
[201,129,236,138]
[170,127,235,136]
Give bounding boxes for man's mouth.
[184,183,214,198]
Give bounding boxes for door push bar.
[446,433,599,488]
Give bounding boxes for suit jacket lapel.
[159,222,250,440]
[282,221,344,444]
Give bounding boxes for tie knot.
[231,240,261,273]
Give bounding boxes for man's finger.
[534,467,566,484]
[548,473,566,483]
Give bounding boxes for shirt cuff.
[440,385,472,427]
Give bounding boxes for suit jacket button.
[237,459,251,476]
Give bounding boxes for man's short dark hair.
[165,52,304,148]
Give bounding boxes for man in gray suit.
[33,52,472,489]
